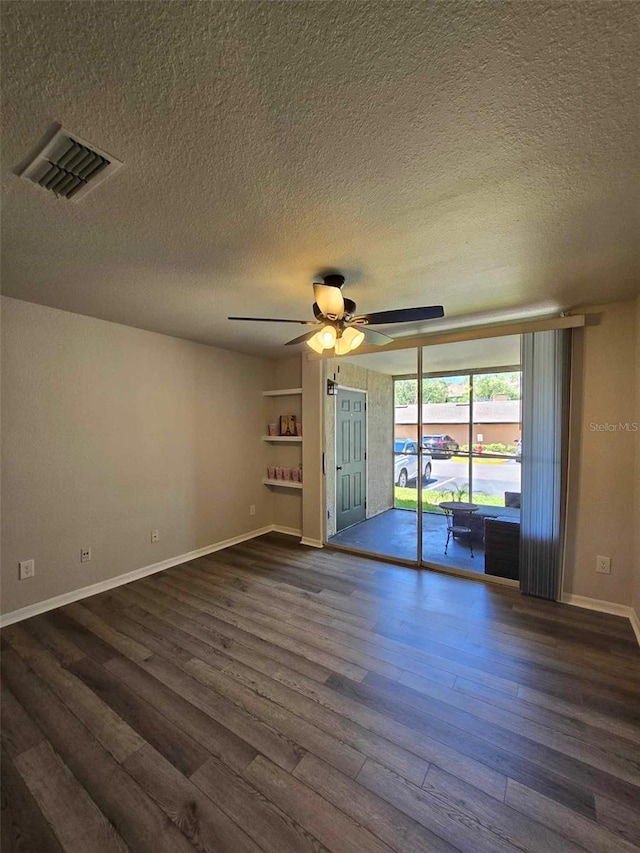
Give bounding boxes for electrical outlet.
[19,559,35,580]
[250,505,256,517]
[596,555,611,574]
[81,547,91,563]
[151,529,159,543]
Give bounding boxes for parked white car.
[394,440,433,487]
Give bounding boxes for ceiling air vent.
[20,126,122,201]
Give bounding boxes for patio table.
[438,501,479,514]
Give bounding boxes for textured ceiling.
[1,1,638,357]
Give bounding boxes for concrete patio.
[328,508,483,573]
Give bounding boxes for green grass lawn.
[394,487,505,512]
[451,455,512,466]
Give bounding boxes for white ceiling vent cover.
[20,126,122,201]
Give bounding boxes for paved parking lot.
[416,456,521,498]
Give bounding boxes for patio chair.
[443,507,475,558]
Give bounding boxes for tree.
[395,372,521,405]
[394,379,417,406]
[422,378,448,403]
[473,373,521,401]
[446,380,470,402]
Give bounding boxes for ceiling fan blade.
[313,283,345,319]
[354,306,445,325]
[361,327,394,346]
[228,317,316,324]
[285,329,321,346]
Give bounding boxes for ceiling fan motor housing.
[322,274,345,289]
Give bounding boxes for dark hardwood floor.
[2,532,640,852]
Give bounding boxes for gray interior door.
[336,389,367,532]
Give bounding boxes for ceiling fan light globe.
[319,325,337,348]
[346,327,365,351]
[334,326,364,356]
[306,333,325,353]
[334,336,351,356]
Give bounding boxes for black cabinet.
[484,516,520,580]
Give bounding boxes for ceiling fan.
[228,273,445,355]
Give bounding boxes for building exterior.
[395,400,522,447]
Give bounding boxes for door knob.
[336,466,343,470]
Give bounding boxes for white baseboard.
[630,608,640,646]
[271,525,302,538]
[0,523,304,628]
[300,537,324,549]
[561,593,640,646]
[560,592,632,618]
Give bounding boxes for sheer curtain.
[520,329,571,599]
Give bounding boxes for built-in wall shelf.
[263,388,303,397]
[263,478,303,489]
[263,385,303,499]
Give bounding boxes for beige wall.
[1,297,274,616]
[563,300,638,607]
[301,358,324,545]
[324,359,394,538]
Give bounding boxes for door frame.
[334,385,368,534]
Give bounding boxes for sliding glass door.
[326,335,523,579]
[419,338,523,575]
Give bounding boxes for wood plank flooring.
[2,532,640,853]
